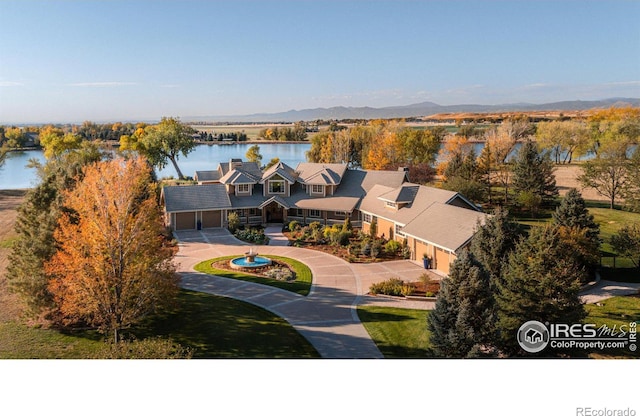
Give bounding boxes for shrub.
[369,278,406,296]
[361,240,371,256]
[92,338,193,359]
[370,239,382,259]
[288,220,300,233]
[384,240,401,255]
[264,267,295,281]
[227,212,241,233]
[400,284,415,296]
[234,228,268,244]
[342,216,352,232]
[337,230,351,246]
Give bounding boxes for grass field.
[0,290,319,358]
[357,306,433,358]
[194,254,313,296]
[358,296,640,359]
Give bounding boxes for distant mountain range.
[187,98,640,123]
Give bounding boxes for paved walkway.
[580,280,640,304]
[264,225,290,246]
[173,228,431,358]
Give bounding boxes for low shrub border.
[194,255,312,296]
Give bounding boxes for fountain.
[229,247,272,270]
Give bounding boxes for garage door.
[202,210,221,228]
[435,247,451,275]
[175,212,196,230]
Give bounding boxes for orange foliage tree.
[46,157,179,342]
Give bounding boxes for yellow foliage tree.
[46,157,179,342]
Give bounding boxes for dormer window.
[385,201,397,209]
[311,184,324,194]
[269,180,285,194]
[237,184,250,194]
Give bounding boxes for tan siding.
[376,217,396,240]
[435,246,451,275]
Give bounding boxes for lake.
[0,143,312,189]
[0,141,609,190]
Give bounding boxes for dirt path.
[553,164,609,202]
[0,189,27,322]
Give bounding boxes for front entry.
[264,201,284,223]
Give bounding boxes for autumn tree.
[4,127,26,148]
[536,120,590,164]
[623,147,640,213]
[482,125,518,203]
[7,143,105,314]
[587,107,640,156]
[39,125,84,158]
[245,144,263,165]
[578,149,629,209]
[120,117,195,180]
[610,223,640,268]
[46,157,179,342]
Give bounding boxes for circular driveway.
[174,228,434,358]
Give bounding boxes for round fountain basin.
[229,256,272,270]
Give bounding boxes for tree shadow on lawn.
[132,289,320,358]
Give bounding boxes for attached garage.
[201,210,222,228]
[434,247,452,275]
[162,184,232,231]
[174,212,196,230]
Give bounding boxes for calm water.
[0,141,613,190]
[0,143,312,189]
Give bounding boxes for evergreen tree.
[7,143,104,314]
[427,251,495,358]
[496,225,586,356]
[469,207,521,289]
[511,140,558,206]
[552,188,600,241]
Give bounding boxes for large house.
[162,159,488,274]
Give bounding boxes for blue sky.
[1,0,639,123]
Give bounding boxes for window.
[237,184,250,193]
[248,208,259,216]
[395,223,405,237]
[311,184,324,194]
[362,213,372,223]
[334,211,346,217]
[269,180,285,194]
[385,201,397,209]
[309,209,321,218]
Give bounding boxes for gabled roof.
[260,161,297,183]
[259,195,292,210]
[360,183,460,225]
[218,160,262,181]
[163,184,231,212]
[194,170,221,182]
[296,163,348,185]
[219,169,259,185]
[401,202,488,253]
[378,185,420,204]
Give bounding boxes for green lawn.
[584,295,640,358]
[194,255,312,296]
[358,296,639,359]
[357,306,433,358]
[0,290,319,359]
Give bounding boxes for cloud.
[67,81,138,87]
[0,81,24,87]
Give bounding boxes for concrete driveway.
[173,228,432,358]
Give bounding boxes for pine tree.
[552,188,600,242]
[7,144,104,314]
[469,207,521,289]
[427,251,495,357]
[496,225,586,356]
[511,140,558,206]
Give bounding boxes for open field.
[190,123,327,140]
[0,189,27,323]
